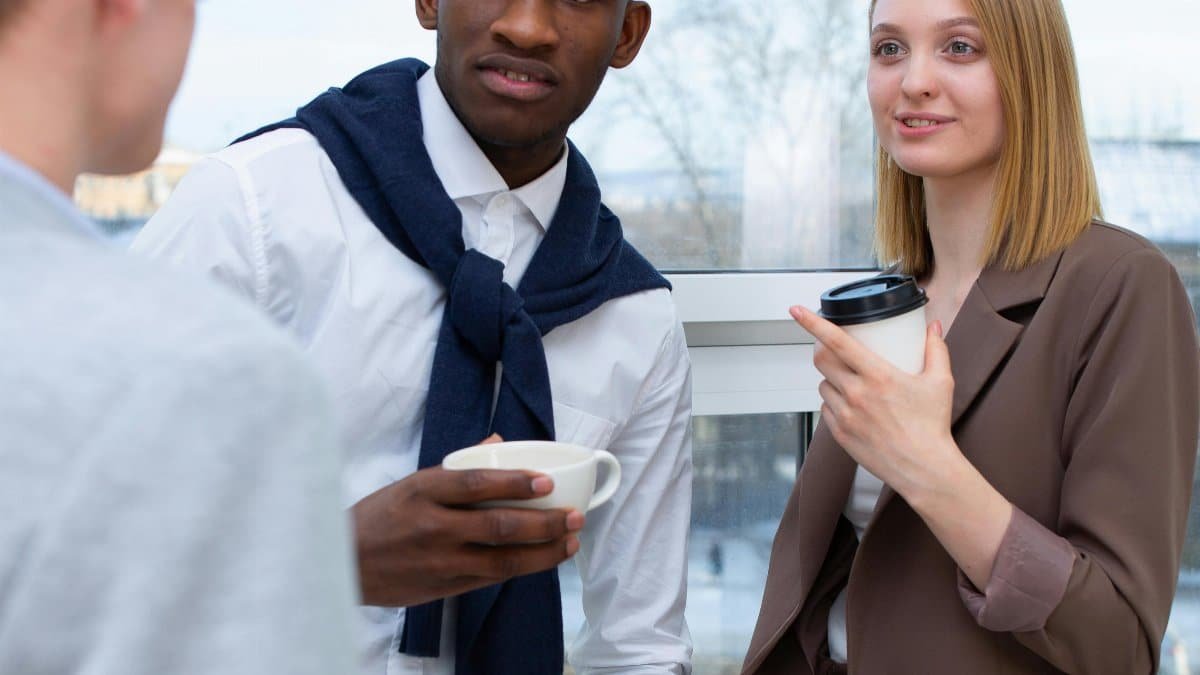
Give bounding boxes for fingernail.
[531,477,553,494]
[566,511,585,531]
[933,321,944,338]
[565,536,580,557]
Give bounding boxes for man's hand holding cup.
[352,435,588,607]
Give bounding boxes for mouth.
[475,55,559,103]
[895,113,955,136]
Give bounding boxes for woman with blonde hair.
[742,0,1200,673]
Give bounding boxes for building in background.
[74,146,199,244]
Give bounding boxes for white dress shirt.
[132,71,694,675]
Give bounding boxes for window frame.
[667,270,878,416]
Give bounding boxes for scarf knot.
[449,249,512,363]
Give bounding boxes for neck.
[476,135,567,190]
[921,163,998,292]
[0,15,92,194]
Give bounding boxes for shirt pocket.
[552,401,619,451]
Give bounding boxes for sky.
[165,0,1200,162]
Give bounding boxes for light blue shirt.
[0,150,102,239]
[0,150,359,674]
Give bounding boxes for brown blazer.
[743,222,1200,675]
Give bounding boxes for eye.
[946,39,979,56]
[872,40,905,59]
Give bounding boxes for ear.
[609,1,651,69]
[415,0,438,31]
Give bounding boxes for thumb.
[924,321,951,375]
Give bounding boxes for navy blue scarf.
[236,59,669,675]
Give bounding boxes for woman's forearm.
[904,443,1013,591]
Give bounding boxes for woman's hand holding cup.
[791,295,959,503]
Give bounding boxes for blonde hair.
[870,0,1103,276]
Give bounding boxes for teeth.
[504,70,532,82]
[904,119,939,128]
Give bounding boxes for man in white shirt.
[133,1,694,674]
[0,1,582,673]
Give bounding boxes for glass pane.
[572,0,877,271]
[561,413,810,674]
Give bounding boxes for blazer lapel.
[865,251,1064,531]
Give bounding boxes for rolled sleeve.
[958,507,1075,632]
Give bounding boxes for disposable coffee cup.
[442,440,621,513]
[817,274,929,374]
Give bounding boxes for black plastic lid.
[818,274,928,326]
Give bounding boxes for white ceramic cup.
[442,440,622,513]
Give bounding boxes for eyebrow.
[871,17,980,36]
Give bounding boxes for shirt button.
[495,194,510,208]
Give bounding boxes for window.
[573,0,876,271]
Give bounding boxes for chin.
[889,153,970,180]
[478,123,556,150]
[886,142,1002,181]
[462,104,571,150]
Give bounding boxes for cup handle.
[587,450,622,511]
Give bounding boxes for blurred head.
[416,0,651,151]
[86,0,197,174]
[869,0,1102,275]
[0,0,195,178]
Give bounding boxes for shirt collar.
[417,70,568,231]
[0,149,103,240]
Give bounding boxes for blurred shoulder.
[2,232,318,395]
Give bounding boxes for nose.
[491,0,560,52]
[899,52,939,100]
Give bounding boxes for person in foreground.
[0,0,582,672]
[133,1,694,674]
[0,0,357,672]
[743,0,1200,673]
